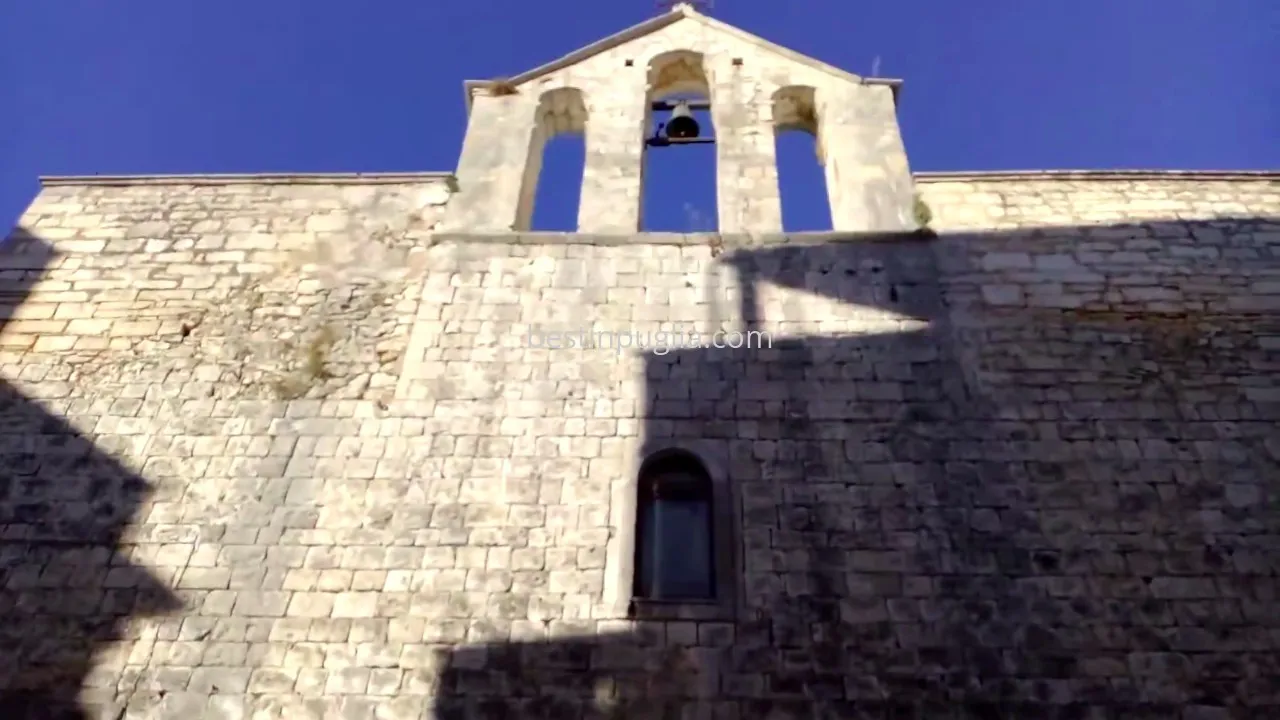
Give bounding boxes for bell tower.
[439,3,915,234]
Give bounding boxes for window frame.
[602,441,739,622]
[634,456,716,602]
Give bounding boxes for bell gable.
[442,2,915,234]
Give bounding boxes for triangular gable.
[462,4,901,113]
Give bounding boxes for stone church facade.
[2,4,1278,719]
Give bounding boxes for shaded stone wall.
[1,173,1277,718]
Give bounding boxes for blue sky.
[2,0,1277,233]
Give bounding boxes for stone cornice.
[37,169,1280,188]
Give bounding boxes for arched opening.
[772,86,832,231]
[633,449,715,601]
[641,51,717,232]
[520,88,588,231]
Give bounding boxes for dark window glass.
[635,461,715,601]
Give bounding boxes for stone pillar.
[819,84,914,232]
[710,66,783,234]
[439,92,539,232]
[579,77,649,233]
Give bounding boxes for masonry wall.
[3,177,452,401]
[1,174,1278,718]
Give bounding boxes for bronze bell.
[664,100,700,139]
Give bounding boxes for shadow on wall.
[435,216,1280,717]
[0,228,181,718]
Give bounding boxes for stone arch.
[772,85,833,229]
[646,49,710,100]
[515,87,589,230]
[772,85,821,152]
[536,86,589,135]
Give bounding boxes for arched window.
[641,50,717,232]
[772,85,833,231]
[633,450,715,601]
[519,87,588,231]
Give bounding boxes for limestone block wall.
[0,172,1278,717]
[916,172,1280,314]
[5,175,453,402]
[443,12,912,234]
[918,171,1280,229]
[414,174,1280,715]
